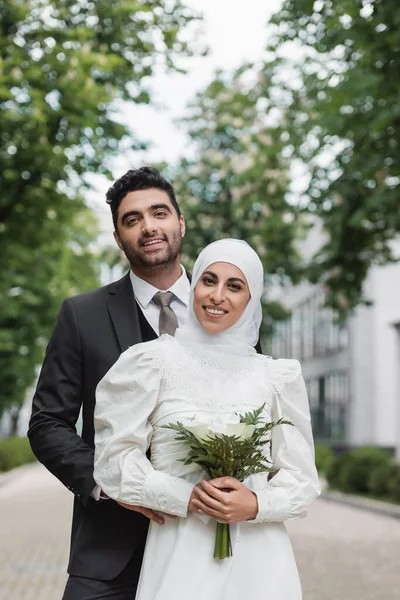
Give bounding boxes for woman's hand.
[188,477,258,524]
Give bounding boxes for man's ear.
[113,230,123,250]
[180,215,186,238]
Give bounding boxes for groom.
[28,167,191,599]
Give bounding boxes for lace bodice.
[144,336,271,415]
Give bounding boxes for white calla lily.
[208,415,239,435]
[207,416,255,440]
[224,423,255,440]
[182,414,256,442]
[184,423,212,441]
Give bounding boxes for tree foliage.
[169,70,303,330]
[259,0,400,312]
[0,0,202,423]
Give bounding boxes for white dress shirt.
[129,265,190,335]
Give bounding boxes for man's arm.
[28,298,95,505]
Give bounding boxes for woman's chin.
[199,321,230,335]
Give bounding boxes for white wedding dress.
[94,335,320,600]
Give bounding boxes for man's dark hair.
[106,167,181,231]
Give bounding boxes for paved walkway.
[0,465,71,600]
[288,497,400,600]
[1,464,399,599]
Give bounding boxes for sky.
[89,0,283,239]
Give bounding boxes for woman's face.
[193,262,251,335]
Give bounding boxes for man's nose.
[141,216,156,234]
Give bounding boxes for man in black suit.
[28,167,190,599]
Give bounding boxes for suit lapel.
[106,273,143,352]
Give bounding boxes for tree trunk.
[9,405,22,437]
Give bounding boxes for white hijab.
[175,239,264,356]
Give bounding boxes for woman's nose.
[210,286,225,304]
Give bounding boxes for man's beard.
[121,230,183,270]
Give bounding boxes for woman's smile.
[203,305,229,319]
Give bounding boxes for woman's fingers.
[191,498,230,522]
[208,476,241,490]
[193,483,226,510]
[188,483,231,518]
[199,479,231,502]
[189,480,259,523]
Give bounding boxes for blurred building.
[268,225,400,459]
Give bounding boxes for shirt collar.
[129,265,190,310]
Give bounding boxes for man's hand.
[116,501,176,525]
[188,477,258,524]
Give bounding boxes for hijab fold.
[175,239,264,356]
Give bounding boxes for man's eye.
[155,211,167,217]
[126,219,138,226]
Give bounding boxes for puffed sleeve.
[94,342,194,518]
[250,359,321,523]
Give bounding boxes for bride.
[94,238,320,600]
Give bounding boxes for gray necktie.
[152,291,179,336]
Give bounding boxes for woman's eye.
[203,277,215,285]
[229,284,242,292]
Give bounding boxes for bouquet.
[163,404,292,559]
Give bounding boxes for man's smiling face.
[114,188,185,270]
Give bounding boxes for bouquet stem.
[214,522,232,560]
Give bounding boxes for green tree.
[0,0,202,428]
[0,209,100,431]
[259,0,400,313]
[169,70,303,333]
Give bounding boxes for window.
[268,288,348,360]
[306,371,349,442]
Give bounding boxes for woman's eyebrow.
[203,270,218,279]
[202,271,246,286]
[227,277,246,285]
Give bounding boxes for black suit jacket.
[28,273,153,580]
[28,271,262,581]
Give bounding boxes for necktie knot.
[152,291,178,336]
[152,291,174,309]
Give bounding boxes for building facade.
[267,245,400,458]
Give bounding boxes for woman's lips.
[203,306,228,319]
